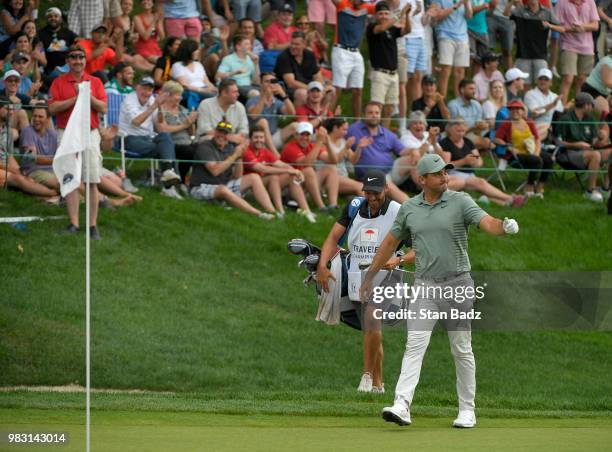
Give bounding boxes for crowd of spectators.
[2,0,611,236]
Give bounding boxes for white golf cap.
[296,121,314,135]
[537,68,553,80]
[505,67,529,82]
[307,81,324,91]
[3,69,20,80]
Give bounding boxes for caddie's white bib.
[346,200,401,301]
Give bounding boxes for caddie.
[316,168,414,394]
[360,153,519,427]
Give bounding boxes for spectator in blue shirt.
[429,0,473,98]
[448,79,492,150]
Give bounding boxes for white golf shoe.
[357,373,373,392]
[453,410,476,428]
[382,404,411,426]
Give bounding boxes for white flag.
[53,81,91,197]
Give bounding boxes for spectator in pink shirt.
[554,0,600,102]
[263,4,297,50]
[473,52,504,101]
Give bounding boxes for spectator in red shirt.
[263,3,296,50]
[48,44,108,239]
[295,81,337,130]
[243,125,317,221]
[281,121,340,211]
[78,23,124,76]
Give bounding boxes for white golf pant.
[393,273,476,412]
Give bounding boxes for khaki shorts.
[560,50,594,76]
[30,170,57,185]
[397,49,408,83]
[57,128,103,184]
[369,69,399,105]
[438,38,470,68]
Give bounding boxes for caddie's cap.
[362,169,386,193]
[417,153,454,176]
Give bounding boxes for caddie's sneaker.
[382,404,411,426]
[584,190,603,203]
[453,410,476,428]
[161,169,181,186]
[357,372,373,392]
[372,384,385,394]
[161,185,183,200]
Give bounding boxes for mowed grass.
[1,165,611,419]
[2,409,612,452]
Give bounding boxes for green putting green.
[2,409,612,452]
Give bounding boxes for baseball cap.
[537,68,553,80]
[421,74,436,85]
[296,122,314,135]
[417,153,454,176]
[307,81,323,92]
[3,69,20,81]
[46,7,62,16]
[138,76,155,87]
[280,3,294,12]
[91,23,108,33]
[575,92,595,108]
[11,52,29,63]
[408,110,427,127]
[505,68,529,83]
[507,99,526,110]
[216,120,233,133]
[481,52,499,64]
[375,1,390,11]
[362,169,386,193]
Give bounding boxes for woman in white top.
[482,79,507,129]
[171,39,217,110]
[323,117,366,196]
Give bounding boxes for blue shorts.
[405,37,428,73]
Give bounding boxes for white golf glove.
[502,217,519,234]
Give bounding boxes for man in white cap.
[360,152,519,428]
[524,68,564,140]
[295,81,336,131]
[280,121,340,211]
[118,76,182,199]
[39,7,78,77]
[504,67,529,102]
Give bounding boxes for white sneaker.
[121,177,139,193]
[161,169,181,186]
[258,212,274,220]
[297,208,317,223]
[178,183,190,197]
[477,195,490,205]
[498,159,508,171]
[382,404,411,426]
[372,384,385,394]
[584,190,603,203]
[453,410,476,428]
[161,185,183,200]
[357,373,373,392]
[275,211,285,220]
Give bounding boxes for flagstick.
[83,82,91,452]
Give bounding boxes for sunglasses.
[217,121,233,131]
[5,78,20,83]
[68,54,85,60]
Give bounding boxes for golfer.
[317,169,414,393]
[360,154,519,427]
